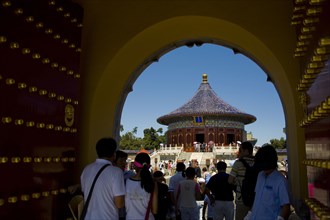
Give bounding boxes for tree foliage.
[119,126,166,150]
[119,126,143,150]
[269,137,286,149]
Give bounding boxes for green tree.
[143,127,167,150]
[156,128,167,144]
[119,126,143,150]
[270,137,286,149]
[158,130,167,146]
[119,125,167,150]
[143,127,159,150]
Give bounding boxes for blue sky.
[120,44,286,146]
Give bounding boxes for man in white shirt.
[247,144,290,220]
[168,162,186,220]
[80,137,125,219]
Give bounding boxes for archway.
[82,15,306,210]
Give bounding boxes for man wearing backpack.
[228,141,255,220]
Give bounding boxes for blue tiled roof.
[157,76,256,125]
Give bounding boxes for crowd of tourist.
[77,138,295,220]
[193,142,214,152]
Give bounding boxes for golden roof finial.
[202,73,208,83]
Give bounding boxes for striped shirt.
[229,156,254,203]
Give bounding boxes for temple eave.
[157,113,256,125]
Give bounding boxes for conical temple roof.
[157,74,256,125]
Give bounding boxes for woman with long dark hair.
[125,153,158,220]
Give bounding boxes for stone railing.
[159,144,184,152]
[157,143,239,153]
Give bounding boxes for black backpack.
[239,158,260,207]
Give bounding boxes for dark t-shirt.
[154,182,169,220]
[195,167,202,178]
[206,172,234,201]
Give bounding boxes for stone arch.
[85,15,306,205]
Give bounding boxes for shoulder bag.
[80,164,110,220]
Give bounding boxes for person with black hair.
[195,161,202,178]
[168,162,186,220]
[228,141,255,220]
[80,137,125,219]
[114,150,136,220]
[245,144,290,220]
[115,150,136,180]
[153,171,170,220]
[205,161,235,220]
[175,167,203,220]
[125,152,158,220]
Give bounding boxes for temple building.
[157,74,257,151]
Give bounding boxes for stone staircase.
[177,151,192,162]
[177,152,216,167]
[200,152,215,167]
[190,152,204,164]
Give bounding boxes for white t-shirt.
[125,178,154,220]
[168,171,186,207]
[177,179,199,208]
[80,159,125,220]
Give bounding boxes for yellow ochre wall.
[2,0,328,218]
[77,0,314,216]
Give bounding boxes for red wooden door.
[0,0,83,219]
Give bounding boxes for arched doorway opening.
[83,15,306,212]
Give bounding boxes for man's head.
[115,150,128,171]
[185,167,196,179]
[176,162,186,172]
[153,170,165,183]
[96,137,117,159]
[255,144,278,171]
[216,161,227,171]
[239,141,253,157]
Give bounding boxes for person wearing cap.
[153,171,170,220]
